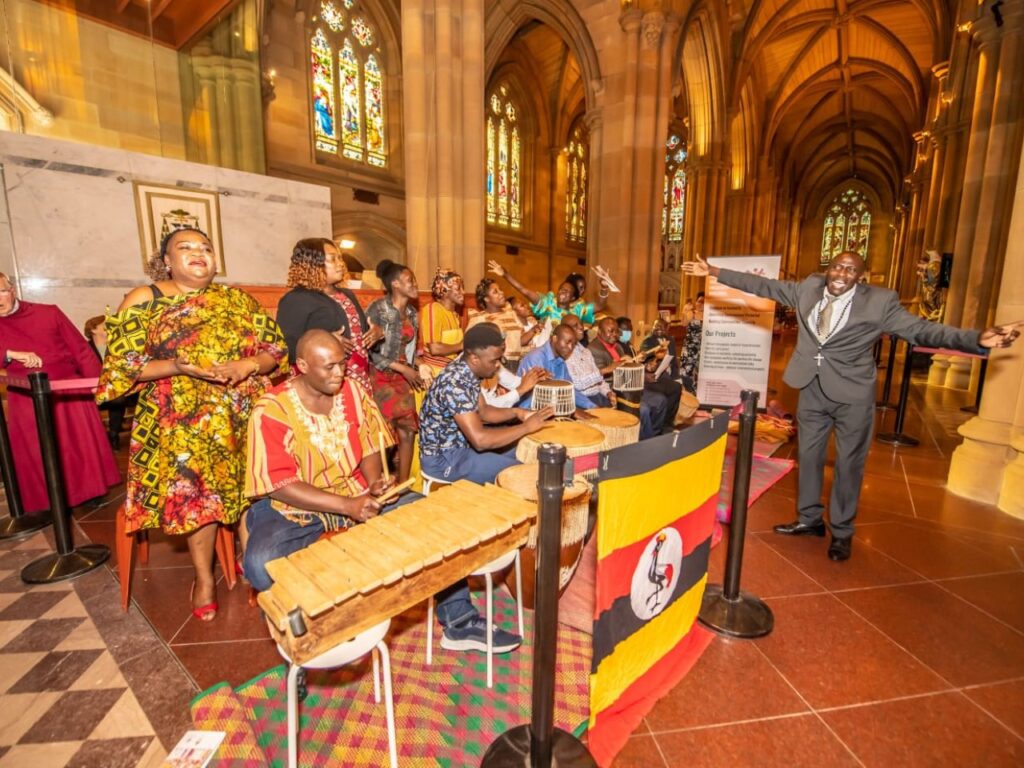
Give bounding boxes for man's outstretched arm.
[681,255,802,308]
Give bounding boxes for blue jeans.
[420,444,519,485]
[244,495,476,628]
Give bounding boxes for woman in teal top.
[486,260,609,325]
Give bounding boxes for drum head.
[496,463,590,502]
[587,407,640,428]
[524,421,604,448]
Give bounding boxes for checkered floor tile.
[0,533,164,767]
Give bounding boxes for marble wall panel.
[0,132,331,330]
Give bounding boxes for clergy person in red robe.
[0,273,120,512]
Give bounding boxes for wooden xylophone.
[258,480,537,665]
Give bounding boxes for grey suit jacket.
[716,269,984,404]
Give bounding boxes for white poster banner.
[696,255,781,407]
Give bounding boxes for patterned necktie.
[817,295,837,342]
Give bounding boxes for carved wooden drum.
[515,421,604,465]
[496,463,591,609]
[587,407,641,451]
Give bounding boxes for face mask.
[619,330,632,343]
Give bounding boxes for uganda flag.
[588,415,728,765]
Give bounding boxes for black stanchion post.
[481,443,596,768]
[20,372,110,584]
[961,357,987,415]
[698,390,773,638]
[876,340,920,447]
[876,335,899,409]
[0,388,52,540]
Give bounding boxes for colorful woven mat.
[191,591,591,767]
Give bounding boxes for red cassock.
[0,301,121,513]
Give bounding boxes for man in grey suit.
[682,252,1019,561]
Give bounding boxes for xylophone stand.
[698,389,774,639]
[482,444,597,767]
[20,372,111,584]
[0,389,52,540]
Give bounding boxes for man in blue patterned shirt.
[419,322,554,484]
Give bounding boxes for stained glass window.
[351,17,374,47]
[564,120,588,244]
[310,29,337,153]
[321,1,344,32]
[309,0,387,168]
[820,188,871,265]
[661,134,687,243]
[486,85,522,230]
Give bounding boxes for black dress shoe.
[773,520,826,537]
[828,537,852,561]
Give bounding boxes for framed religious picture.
[132,181,226,275]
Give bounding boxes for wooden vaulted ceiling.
[733,0,950,207]
[40,0,241,49]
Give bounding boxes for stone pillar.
[948,132,1024,516]
[402,0,486,286]
[944,15,1003,328]
[597,8,680,321]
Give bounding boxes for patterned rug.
[191,592,591,767]
[716,451,794,524]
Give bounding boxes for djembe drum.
[531,379,576,418]
[612,363,645,417]
[587,407,641,450]
[496,463,591,609]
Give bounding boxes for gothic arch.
[485,0,602,113]
[674,5,728,157]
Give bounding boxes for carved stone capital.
[641,12,665,50]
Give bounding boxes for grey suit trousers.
[796,377,876,540]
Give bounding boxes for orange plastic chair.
[115,505,238,612]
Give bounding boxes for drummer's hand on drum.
[515,366,548,397]
[343,494,381,523]
[575,408,596,420]
[523,405,555,431]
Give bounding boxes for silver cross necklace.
[813,294,853,366]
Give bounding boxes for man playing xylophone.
[245,330,522,654]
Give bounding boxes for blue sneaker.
[440,616,522,653]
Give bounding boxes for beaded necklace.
[286,381,352,462]
[814,291,854,346]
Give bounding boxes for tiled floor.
[2,337,1023,766]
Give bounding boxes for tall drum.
[612,363,645,416]
[496,463,591,609]
[586,407,640,450]
[515,421,604,465]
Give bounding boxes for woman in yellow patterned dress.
[98,228,287,621]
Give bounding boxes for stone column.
[402,0,486,286]
[948,132,1024,516]
[944,14,1003,328]
[597,8,680,320]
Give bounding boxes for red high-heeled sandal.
[190,581,218,622]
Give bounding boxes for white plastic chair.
[426,549,524,688]
[277,619,397,768]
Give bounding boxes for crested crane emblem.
[629,528,683,621]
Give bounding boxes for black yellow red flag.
[588,415,728,765]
